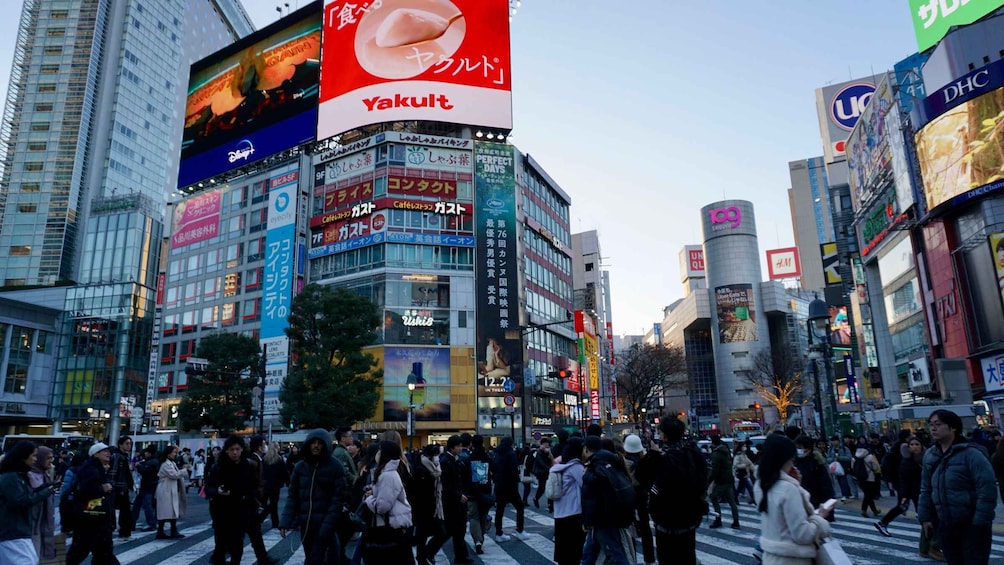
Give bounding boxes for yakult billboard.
[318,0,513,140]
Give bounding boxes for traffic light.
[547,369,572,379]
[754,403,761,410]
[491,415,497,429]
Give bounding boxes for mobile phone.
[820,498,838,512]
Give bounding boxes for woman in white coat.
[154,445,188,539]
[754,434,833,565]
[363,441,414,564]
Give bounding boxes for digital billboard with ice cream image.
[318,0,512,139]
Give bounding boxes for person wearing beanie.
[754,434,832,564]
[66,442,116,564]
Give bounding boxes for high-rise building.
[0,0,252,435]
[788,157,833,291]
[572,230,616,422]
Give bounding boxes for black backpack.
[649,445,708,530]
[58,468,81,532]
[851,457,869,482]
[591,460,636,528]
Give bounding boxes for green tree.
[280,283,383,430]
[177,332,261,434]
[615,344,689,423]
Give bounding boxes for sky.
[0,1,920,337]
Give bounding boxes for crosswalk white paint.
[93,498,1004,564]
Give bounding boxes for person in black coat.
[206,435,262,565]
[278,429,350,565]
[874,436,940,557]
[65,443,116,565]
[490,435,529,543]
[259,441,289,527]
[440,435,474,564]
[793,435,834,509]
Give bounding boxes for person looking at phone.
[0,441,60,564]
[754,434,832,564]
[205,435,268,565]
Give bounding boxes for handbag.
[360,513,412,563]
[519,463,533,484]
[828,461,845,477]
[815,537,852,565]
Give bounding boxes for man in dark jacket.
[490,435,530,544]
[531,438,554,509]
[130,445,159,532]
[108,435,135,540]
[206,435,264,565]
[279,429,350,565]
[580,435,634,565]
[66,443,115,565]
[919,409,997,565]
[246,436,276,564]
[462,434,493,555]
[441,435,474,564]
[794,435,834,509]
[708,435,739,529]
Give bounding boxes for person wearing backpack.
[549,436,585,565]
[642,417,708,565]
[623,433,656,564]
[580,435,636,565]
[708,435,740,529]
[852,441,882,517]
[491,436,530,544]
[462,434,493,555]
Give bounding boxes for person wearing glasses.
[918,409,996,565]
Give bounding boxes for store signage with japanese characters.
[319,0,512,139]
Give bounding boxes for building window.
[40,64,59,74]
[243,298,261,322]
[24,162,43,172]
[34,104,53,112]
[21,183,40,192]
[27,142,46,151]
[35,331,50,353]
[161,342,177,364]
[585,262,594,272]
[30,123,49,132]
[46,28,65,37]
[37,84,56,93]
[44,46,62,55]
[9,246,31,256]
[50,10,69,18]
[17,204,37,213]
[4,365,28,394]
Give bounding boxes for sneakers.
[475,543,484,554]
[874,522,891,537]
[730,522,741,530]
[495,533,511,542]
[709,520,723,529]
[513,531,531,541]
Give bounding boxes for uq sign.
[830,82,876,131]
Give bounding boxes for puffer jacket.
[709,444,733,485]
[365,459,413,529]
[0,470,55,541]
[205,453,258,523]
[74,457,114,518]
[491,443,520,494]
[854,448,881,482]
[549,458,584,519]
[897,445,922,502]
[918,439,997,526]
[279,429,350,537]
[581,449,632,528]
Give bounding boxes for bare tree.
[615,344,688,423]
[744,348,802,425]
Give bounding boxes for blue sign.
[502,378,516,393]
[308,232,476,260]
[831,83,876,131]
[261,174,298,340]
[922,58,1004,124]
[893,52,929,117]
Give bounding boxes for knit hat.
[623,434,644,454]
[583,435,602,453]
[88,442,110,457]
[760,434,796,465]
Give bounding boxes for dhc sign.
[830,82,875,131]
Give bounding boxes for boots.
[155,521,169,540]
[709,517,723,529]
[169,519,185,539]
[731,520,741,529]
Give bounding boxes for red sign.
[318,0,512,138]
[765,247,802,280]
[387,175,456,197]
[310,196,470,228]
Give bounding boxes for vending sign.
[318,0,513,139]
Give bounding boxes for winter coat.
[411,454,443,522]
[365,459,413,529]
[733,451,755,478]
[27,468,56,560]
[549,458,584,519]
[581,449,632,528]
[333,444,358,484]
[204,454,258,524]
[155,458,188,520]
[108,447,134,496]
[262,458,290,492]
[918,439,997,526]
[897,446,922,502]
[754,473,831,561]
[279,429,350,538]
[136,456,160,493]
[461,447,493,501]
[490,444,520,495]
[532,449,553,475]
[72,457,115,518]
[709,444,733,485]
[439,450,466,516]
[0,469,54,541]
[853,448,881,483]
[793,453,834,507]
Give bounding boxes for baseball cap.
[88,442,110,457]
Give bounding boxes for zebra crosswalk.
[86,498,1004,564]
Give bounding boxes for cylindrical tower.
[701,200,765,431]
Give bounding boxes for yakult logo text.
[363,94,454,112]
[709,206,742,229]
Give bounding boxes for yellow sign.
[588,357,599,390]
[64,370,93,405]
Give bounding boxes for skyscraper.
[0,0,253,435]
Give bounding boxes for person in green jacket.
[0,440,61,563]
[708,435,739,529]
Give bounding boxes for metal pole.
[259,344,267,435]
[812,357,827,440]
[409,388,414,451]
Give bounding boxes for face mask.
[796,449,807,457]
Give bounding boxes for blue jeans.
[581,527,633,565]
[131,490,156,529]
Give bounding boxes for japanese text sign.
[262,170,299,341]
[909,0,1004,53]
[319,0,512,139]
[171,189,222,249]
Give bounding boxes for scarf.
[421,455,444,520]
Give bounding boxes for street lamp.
[807,296,836,440]
[406,373,417,451]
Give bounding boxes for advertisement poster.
[179,7,321,186]
[847,75,894,210]
[170,189,222,249]
[990,231,1004,314]
[715,284,758,343]
[765,247,801,280]
[916,83,1004,212]
[821,242,842,285]
[908,0,1004,52]
[829,306,852,346]
[474,142,520,399]
[319,0,512,138]
[381,346,451,421]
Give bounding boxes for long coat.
[155,459,188,520]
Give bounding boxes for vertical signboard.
[815,76,881,163]
[475,142,520,402]
[714,284,758,343]
[990,232,1004,315]
[171,189,222,249]
[679,245,705,281]
[261,169,299,417]
[318,0,513,139]
[821,242,842,285]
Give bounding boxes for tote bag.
[816,537,852,565]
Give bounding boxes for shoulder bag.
[815,537,852,565]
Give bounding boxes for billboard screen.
[170,189,222,249]
[990,231,1004,316]
[915,82,1004,212]
[815,75,882,163]
[474,142,520,399]
[714,284,758,343]
[821,242,842,285]
[381,346,451,421]
[765,247,801,280]
[318,0,513,139]
[847,75,895,211]
[178,6,321,187]
[909,0,1004,53]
